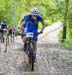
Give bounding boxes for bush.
[61,39,72,50]
[58,29,72,50]
[44,19,52,26]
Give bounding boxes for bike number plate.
[26,32,33,37]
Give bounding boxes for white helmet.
[31,7,40,16]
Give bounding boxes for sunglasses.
[32,15,37,17]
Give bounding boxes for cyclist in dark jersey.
[0,20,7,43]
[20,7,45,61]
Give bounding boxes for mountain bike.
[24,31,42,71]
[24,32,36,71]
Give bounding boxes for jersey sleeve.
[38,16,45,26]
[21,18,25,22]
[38,16,44,22]
[1,24,4,29]
[24,16,29,23]
[21,16,28,23]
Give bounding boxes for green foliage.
[0,0,72,50]
[59,27,72,50]
[58,26,72,50]
[0,0,72,33]
[60,39,72,50]
[58,0,72,50]
[0,0,61,27]
[58,30,63,41]
[44,19,52,26]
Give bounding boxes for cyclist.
[9,27,16,34]
[0,20,7,43]
[20,7,45,61]
[9,27,17,42]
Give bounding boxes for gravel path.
[0,22,72,75]
[0,42,72,75]
[0,37,29,75]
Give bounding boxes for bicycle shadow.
[15,51,29,71]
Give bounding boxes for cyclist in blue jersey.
[20,7,45,61]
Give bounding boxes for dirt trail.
[0,22,72,75]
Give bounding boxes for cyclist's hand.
[18,31,22,35]
[38,31,43,34]
[3,29,7,31]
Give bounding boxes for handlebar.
[0,28,7,31]
[18,31,43,36]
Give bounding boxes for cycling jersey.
[1,24,7,29]
[23,15,43,41]
[0,24,7,33]
[9,28,16,34]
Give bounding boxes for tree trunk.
[62,0,69,42]
[4,31,9,53]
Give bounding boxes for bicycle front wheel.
[28,42,34,71]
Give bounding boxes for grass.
[58,30,72,50]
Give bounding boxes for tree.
[62,0,69,42]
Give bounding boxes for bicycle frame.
[24,32,39,71]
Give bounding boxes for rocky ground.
[0,36,72,75]
[0,22,72,75]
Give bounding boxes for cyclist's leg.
[2,33,4,43]
[0,32,1,42]
[33,41,37,62]
[22,27,28,51]
[21,28,24,39]
[10,33,12,42]
[23,36,28,51]
[13,32,14,42]
[32,34,38,62]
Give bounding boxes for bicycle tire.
[31,50,34,71]
[28,42,34,71]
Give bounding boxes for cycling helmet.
[31,7,40,16]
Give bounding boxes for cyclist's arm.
[20,21,26,27]
[20,16,27,32]
[0,25,3,31]
[20,21,26,33]
[3,25,8,31]
[40,20,45,33]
